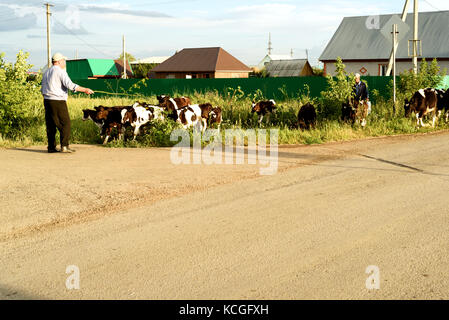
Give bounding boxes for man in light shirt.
[41,53,94,153]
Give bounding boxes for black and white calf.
[82,109,104,133]
[404,88,438,127]
[122,103,161,140]
[435,89,449,123]
[251,100,276,126]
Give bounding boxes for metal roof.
[265,59,311,77]
[130,57,170,64]
[151,47,251,73]
[67,59,119,79]
[320,11,449,61]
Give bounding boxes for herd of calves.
[82,95,223,144]
[82,88,449,144]
[82,95,319,144]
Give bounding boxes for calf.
[341,98,368,127]
[341,100,356,124]
[297,103,317,130]
[158,95,192,121]
[209,107,223,130]
[404,88,438,127]
[135,102,165,121]
[251,100,277,126]
[176,106,201,130]
[100,106,130,144]
[435,89,449,123]
[188,103,213,132]
[122,105,154,140]
[82,109,105,133]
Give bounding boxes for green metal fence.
[72,76,448,101]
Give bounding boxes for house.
[265,59,314,77]
[114,59,134,78]
[66,59,133,80]
[150,47,252,79]
[130,56,170,66]
[320,11,449,76]
[256,54,293,71]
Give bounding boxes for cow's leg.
[446,111,449,123]
[266,113,271,125]
[416,113,421,127]
[258,115,264,127]
[202,118,207,134]
[133,125,140,141]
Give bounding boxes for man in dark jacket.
[353,73,371,127]
[353,73,369,101]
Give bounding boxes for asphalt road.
[1,132,449,299]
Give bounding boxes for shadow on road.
[13,148,49,154]
[0,284,44,300]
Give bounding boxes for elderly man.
[41,53,94,153]
[353,73,371,126]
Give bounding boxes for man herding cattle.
[353,73,370,127]
[41,53,94,153]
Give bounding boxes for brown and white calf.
[122,104,155,140]
[251,100,276,126]
[176,106,201,130]
[98,106,130,144]
[341,98,368,127]
[209,107,223,130]
[157,95,191,121]
[404,88,438,127]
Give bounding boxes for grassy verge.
[1,92,448,149]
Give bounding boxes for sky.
[1,0,449,71]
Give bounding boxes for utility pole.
[45,3,54,68]
[386,0,410,76]
[412,0,419,74]
[267,33,272,56]
[305,49,309,60]
[392,24,399,112]
[122,34,127,79]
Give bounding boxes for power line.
[422,0,442,11]
[52,19,115,58]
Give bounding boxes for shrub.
[319,57,355,120]
[0,51,43,138]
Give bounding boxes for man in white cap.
[41,52,94,153]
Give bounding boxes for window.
[379,64,388,76]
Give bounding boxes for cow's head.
[209,107,222,125]
[251,102,259,114]
[404,98,412,117]
[122,108,137,124]
[158,96,176,112]
[94,106,109,120]
[82,109,93,121]
[157,95,168,104]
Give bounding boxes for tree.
[319,57,355,119]
[117,52,136,62]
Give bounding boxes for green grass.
[1,92,448,149]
